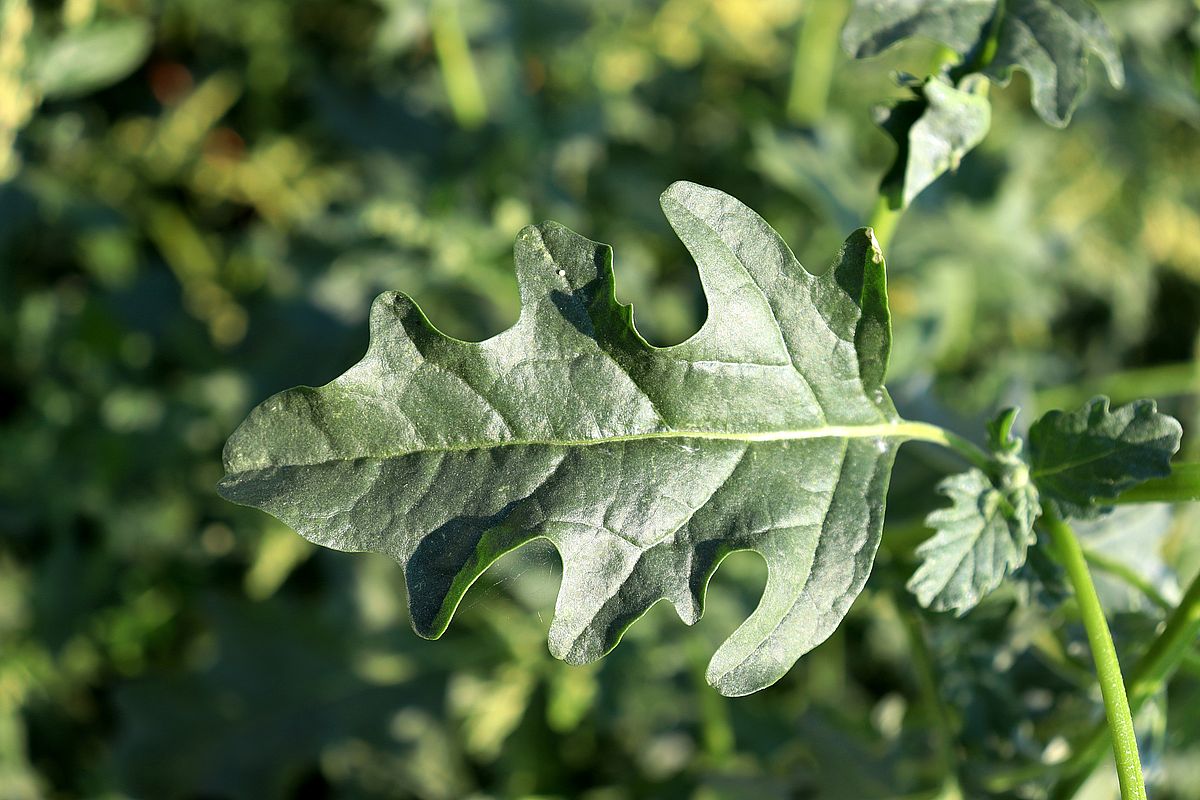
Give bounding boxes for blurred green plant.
[2,0,1199,799]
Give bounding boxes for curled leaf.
[876,73,992,209]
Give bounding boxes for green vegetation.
[3,0,1200,798]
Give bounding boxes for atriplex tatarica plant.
[220,2,1200,799]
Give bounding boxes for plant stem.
[900,420,994,472]
[787,0,847,126]
[430,0,487,129]
[867,192,901,255]
[1053,568,1200,799]
[951,0,1005,80]
[897,601,963,797]
[1040,508,1147,800]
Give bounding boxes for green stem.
[867,194,901,255]
[901,421,994,472]
[786,0,847,125]
[950,0,1005,81]
[430,0,487,129]
[1053,569,1200,799]
[1193,47,1200,98]
[1040,509,1147,800]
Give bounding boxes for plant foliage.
[875,73,992,209]
[1031,397,1183,518]
[220,181,903,696]
[845,0,1125,212]
[909,409,1039,613]
[221,185,1186,694]
[844,0,1124,126]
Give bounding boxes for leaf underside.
[911,467,1038,614]
[219,182,902,696]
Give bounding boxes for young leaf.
[1030,397,1182,519]
[843,0,1124,126]
[219,182,909,696]
[982,0,1125,127]
[876,73,991,209]
[909,408,1039,614]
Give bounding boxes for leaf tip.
[704,665,757,698]
[659,180,719,213]
[864,227,885,266]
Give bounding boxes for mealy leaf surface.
[1030,397,1182,519]
[982,0,1125,127]
[876,74,992,209]
[842,0,995,59]
[218,182,909,696]
[910,409,1039,614]
[843,0,1124,126]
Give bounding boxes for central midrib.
[229,419,941,474]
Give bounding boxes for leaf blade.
[1029,396,1182,518]
[219,182,906,695]
[909,409,1039,614]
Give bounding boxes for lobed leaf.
[982,0,1125,127]
[842,0,995,59]
[910,409,1039,614]
[1029,396,1182,519]
[219,182,910,696]
[844,0,1124,126]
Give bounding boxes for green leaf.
[1112,462,1200,505]
[1075,503,1177,613]
[843,0,1124,126]
[842,0,996,59]
[909,409,1039,614]
[876,73,992,209]
[1030,397,1182,519]
[35,19,154,100]
[219,181,909,696]
[982,0,1125,127]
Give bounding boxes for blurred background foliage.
[1,0,1199,798]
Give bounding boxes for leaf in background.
[909,408,1039,614]
[876,73,991,209]
[219,181,904,696]
[982,0,1125,126]
[34,19,154,100]
[841,0,996,58]
[1074,503,1178,613]
[1030,396,1182,519]
[843,0,1124,126]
